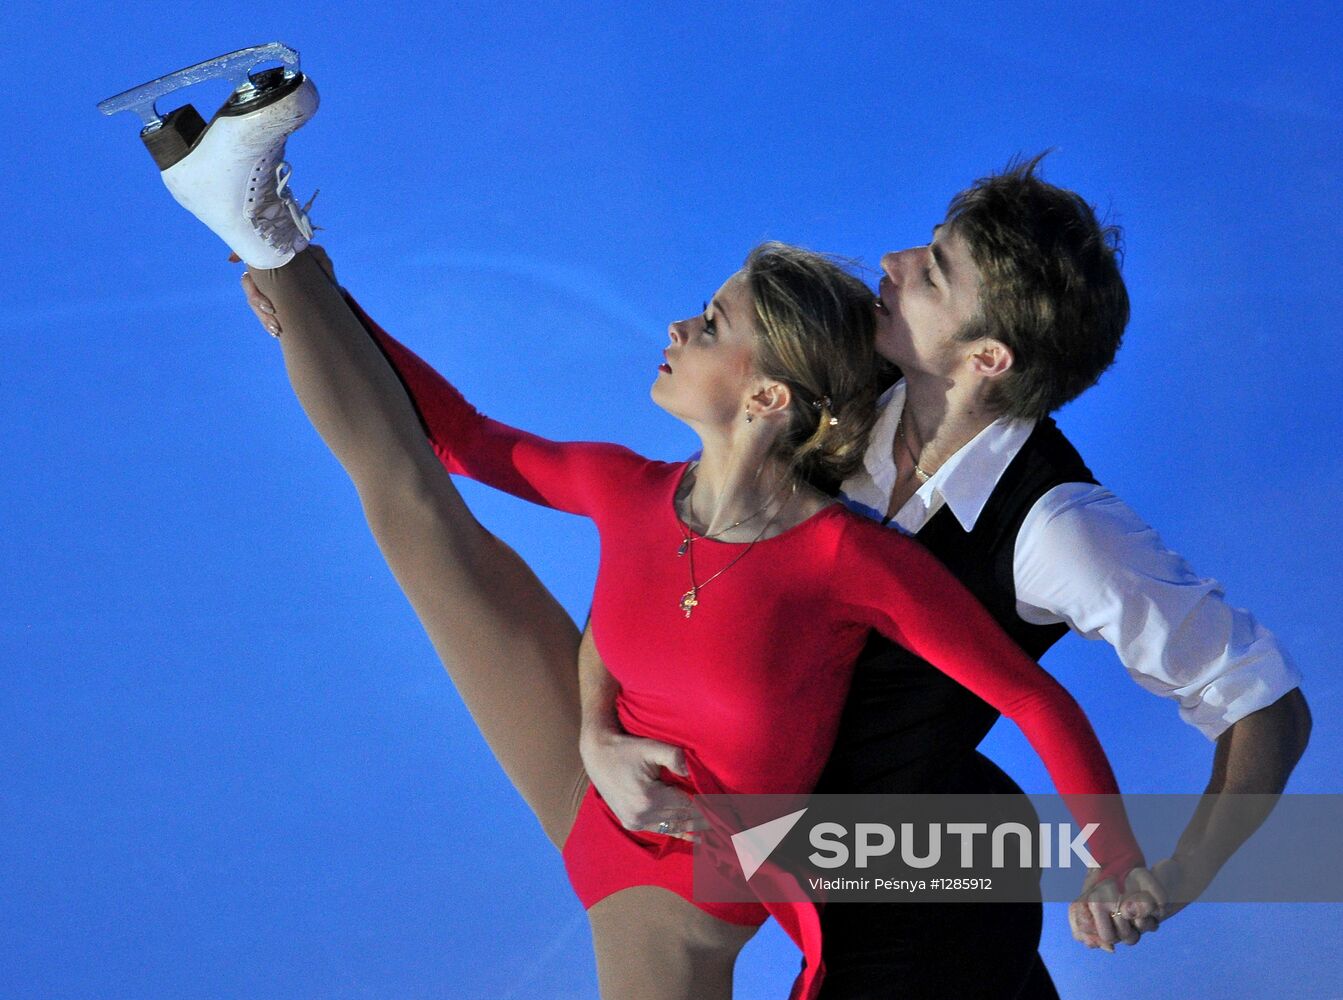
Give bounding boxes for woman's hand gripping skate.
[232,245,339,337]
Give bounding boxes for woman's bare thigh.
[586,885,761,1000]
[361,476,590,848]
[250,253,591,848]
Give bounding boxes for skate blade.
[97,42,301,132]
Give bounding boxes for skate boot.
[99,43,320,269]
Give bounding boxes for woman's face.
[651,270,762,428]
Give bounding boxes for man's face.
[873,223,983,376]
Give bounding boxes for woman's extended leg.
[587,887,761,1000]
[249,249,586,847]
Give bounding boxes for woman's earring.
[745,407,754,424]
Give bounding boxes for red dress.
[355,302,1143,1000]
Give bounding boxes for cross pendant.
[679,589,699,618]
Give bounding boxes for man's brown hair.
[947,153,1129,418]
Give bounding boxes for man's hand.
[575,618,704,840]
[579,729,703,841]
[1068,866,1167,952]
[1146,854,1215,922]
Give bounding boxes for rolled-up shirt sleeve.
[1014,482,1303,742]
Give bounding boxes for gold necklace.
[677,472,793,556]
[896,412,934,484]
[676,483,797,619]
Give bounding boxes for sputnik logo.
[730,808,809,880]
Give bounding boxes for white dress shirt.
[838,382,1302,742]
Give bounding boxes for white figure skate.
[99,43,320,269]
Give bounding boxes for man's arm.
[1072,689,1310,944]
[576,618,697,837]
[577,616,624,757]
[1156,686,1311,915]
[1017,483,1310,925]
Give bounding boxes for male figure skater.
[578,156,1311,998]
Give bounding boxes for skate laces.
[255,160,317,247]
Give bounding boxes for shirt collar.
[840,380,1036,533]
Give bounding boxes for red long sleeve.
[834,515,1145,883]
[347,293,646,519]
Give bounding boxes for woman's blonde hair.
[743,242,880,489]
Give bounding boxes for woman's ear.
[748,381,792,419]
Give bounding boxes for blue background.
[4,2,1340,996]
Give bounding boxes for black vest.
[814,416,1097,794]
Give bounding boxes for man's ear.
[969,339,1013,379]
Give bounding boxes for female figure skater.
[241,244,1146,1000]
[155,90,1151,998]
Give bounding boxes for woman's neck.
[683,446,791,532]
[680,427,834,540]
